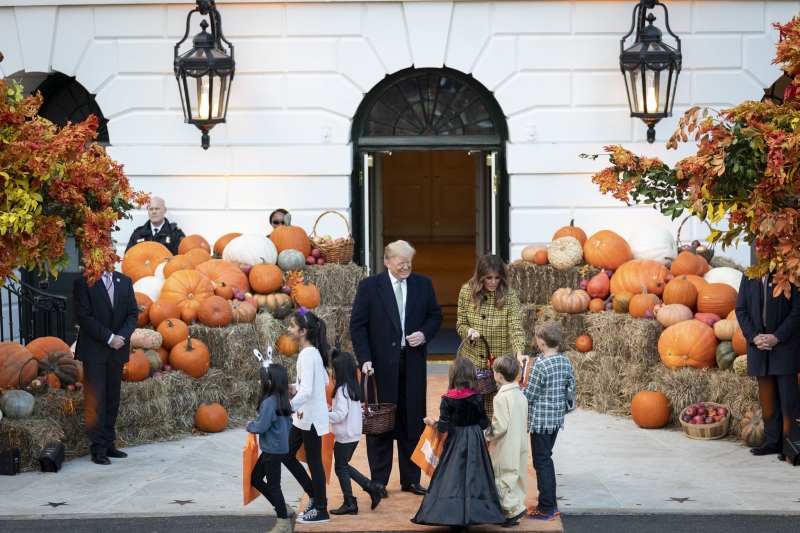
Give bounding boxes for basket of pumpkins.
[679,401,730,440]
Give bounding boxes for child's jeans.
[252,452,288,518]
[333,441,371,497]
[530,430,559,514]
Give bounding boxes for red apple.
[579,279,589,290]
[316,258,325,266]
[281,285,291,295]
[306,255,316,265]
[311,249,321,259]
[240,264,252,276]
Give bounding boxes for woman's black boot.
[329,496,358,515]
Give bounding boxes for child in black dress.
[411,357,505,533]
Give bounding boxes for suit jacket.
[736,274,800,376]
[350,270,442,439]
[73,273,139,366]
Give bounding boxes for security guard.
[125,196,185,255]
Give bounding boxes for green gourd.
[715,341,737,371]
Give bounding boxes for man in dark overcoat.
[73,271,138,465]
[736,272,800,459]
[350,240,442,495]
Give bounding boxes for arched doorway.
[351,67,509,348]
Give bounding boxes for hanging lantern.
[174,0,235,150]
[620,0,682,144]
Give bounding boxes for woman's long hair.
[448,357,480,392]
[468,254,510,311]
[288,310,330,367]
[330,347,361,403]
[257,364,292,416]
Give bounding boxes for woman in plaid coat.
[456,255,528,416]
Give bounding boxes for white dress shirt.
[103,272,115,345]
[387,271,407,346]
[151,222,164,235]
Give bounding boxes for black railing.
[1,277,68,344]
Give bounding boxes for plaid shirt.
[456,285,526,367]
[522,353,575,434]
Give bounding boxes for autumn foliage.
[0,79,149,286]
[584,15,800,298]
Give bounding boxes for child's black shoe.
[330,496,358,515]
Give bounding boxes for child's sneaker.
[526,505,560,517]
[297,507,331,524]
[525,508,555,521]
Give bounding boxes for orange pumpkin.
[582,230,632,271]
[157,318,190,350]
[170,336,210,378]
[613,291,634,313]
[214,281,235,299]
[135,292,152,328]
[0,342,37,388]
[149,300,182,329]
[250,262,284,295]
[658,320,718,369]
[629,286,661,318]
[292,281,321,310]
[586,271,610,299]
[727,309,737,321]
[662,277,698,309]
[164,255,197,279]
[270,215,311,257]
[159,270,215,323]
[45,373,62,389]
[609,259,669,297]
[276,334,300,356]
[696,255,710,275]
[195,259,250,294]
[588,298,606,313]
[178,234,211,255]
[195,403,228,433]
[696,283,738,318]
[551,288,591,314]
[681,274,709,293]
[213,232,243,257]
[552,219,587,246]
[534,250,549,266]
[521,245,547,263]
[732,328,748,355]
[122,350,150,382]
[575,335,593,352]
[185,247,212,266]
[156,346,169,366]
[26,336,72,361]
[229,300,257,324]
[669,251,704,277]
[121,242,172,284]
[630,383,671,429]
[197,295,233,327]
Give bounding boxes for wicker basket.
[18,357,49,396]
[457,337,499,398]
[309,210,354,265]
[676,216,715,263]
[679,402,731,440]
[361,373,396,435]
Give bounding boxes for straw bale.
[649,365,709,426]
[709,256,746,272]
[0,418,66,471]
[300,264,367,306]
[190,321,262,382]
[507,262,601,305]
[536,306,588,353]
[519,304,539,354]
[704,371,760,439]
[584,312,664,365]
[310,305,353,353]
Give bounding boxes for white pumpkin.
[133,276,164,302]
[223,234,278,267]
[627,227,677,267]
[0,408,3,423]
[547,237,583,270]
[1,390,34,419]
[703,267,743,292]
[154,262,166,281]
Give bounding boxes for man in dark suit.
[73,270,139,465]
[125,196,185,255]
[736,272,800,459]
[350,240,442,496]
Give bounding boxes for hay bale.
[584,312,663,366]
[0,418,66,471]
[190,321,262,382]
[650,365,708,426]
[704,371,760,439]
[709,256,746,272]
[536,306,588,353]
[507,262,601,305]
[519,304,539,354]
[301,264,367,306]
[310,305,353,353]
[566,350,652,418]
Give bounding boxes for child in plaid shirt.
[522,321,575,522]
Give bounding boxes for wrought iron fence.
[1,277,68,344]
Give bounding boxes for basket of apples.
[679,402,730,440]
[676,216,715,262]
[308,211,354,265]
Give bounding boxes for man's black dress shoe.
[106,447,127,458]
[750,446,781,456]
[778,453,787,462]
[91,453,110,465]
[401,484,427,495]
[380,489,389,499]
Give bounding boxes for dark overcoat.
[736,274,800,376]
[124,218,186,255]
[350,270,442,439]
[73,273,138,365]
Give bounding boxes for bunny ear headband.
[253,347,274,370]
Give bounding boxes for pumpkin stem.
[646,382,657,392]
[186,335,194,352]
[641,285,648,294]
[285,213,292,226]
[569,219,575,227]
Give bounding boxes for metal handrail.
[1,276,67,344]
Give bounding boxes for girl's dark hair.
[330,348,361,403]
[448,357,479,391]
[258,364,292,417]
[288,310,330,367]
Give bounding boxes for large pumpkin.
[229,301,257,324]
[696,283,738,318]
[223,234,278,268]
[121,242,172,284]
[170,336,211,378]
[655,303,693,328]
[609,259,669,296]
[731,328,748,355]
[38,351,79,386]
[715,341,738,370]
[197,295,233,327]
[149,300,182,329]
[551,219,587,246]
[586,271,610,299]
[630,383,671,429]
[195,403,229,433]
[178,234,211,255]
[669,251,704,277]
[628,287,661,319]
[26,336,72,361]
[269,213,311,257]
[185,247,212,266]
[195,259,250,294]
[551,288,590,314]
[292,281,321,310]
[741,410,766,448]
[135,292,152,328]
[662,276,698,309]
[133,276,164,303]
[658,320,718,369]
[159,270,215,324]
[0,390,35,419]
[157,318,190,350]
[582,230,632,271]
[276,334,300,356]
[703,267,743,292]
[250,262,284,294]
[681,274,709,293]
[162,254,196,278]
[213,232,243,257]
[627,226,676,267]
[0,342,37,388]
[122,350,150,382]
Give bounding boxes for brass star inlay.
[667,497,694,503]
[170,500,195,506]
[43,502,68,508]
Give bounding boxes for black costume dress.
[411,391,505,527]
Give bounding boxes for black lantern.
[174,0,234,150]
[620,0,681,143]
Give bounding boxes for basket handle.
[18,357,39,388]
[456,335,492,363]
[676,215,714,248]
[361,372,378,417]
[309,210,353,239]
